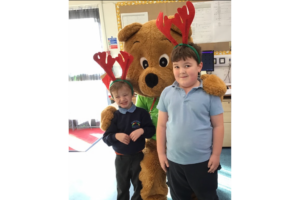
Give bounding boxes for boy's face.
[111,85,133,109]
[173,57,203,90]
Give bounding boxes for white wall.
[101,2,120,57]
[69,1,121,57]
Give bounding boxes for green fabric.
[174,43,201,64]
[135,95,159,140]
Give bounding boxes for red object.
[115,51,134,80]
[69,128,104,152]
[173,1,195,44]
[93,51,134,84]
[149,98,157,114]
[93,52,116,82]
[156,1,195,45]
[102,74,111,91]
[156,12,177,45]
[69,147,76,151]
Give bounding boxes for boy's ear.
[198,62,203,72]
[118,23,143,42]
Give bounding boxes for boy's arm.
[208,113,224,173]
[211,113,224,156]
[157,110,169,172]
[129,110,155,141]
[102,115,119,146]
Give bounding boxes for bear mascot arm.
[100,105,117,131]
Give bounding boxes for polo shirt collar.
[118,102,136,114]
[172,78,203,89]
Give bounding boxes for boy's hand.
[115,133,130,145]
[130,128,144,142]
[208,154,220,173]
[158,154,169,173]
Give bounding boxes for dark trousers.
[167,159,221,200]
[115,152,144,200]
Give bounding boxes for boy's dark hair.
[171,42,202,63]
[109,80,132,97]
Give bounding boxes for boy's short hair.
[171,42,202,63]
[109,80,132,96]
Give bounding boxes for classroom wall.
[69,1,231,55]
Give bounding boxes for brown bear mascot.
[99,2,227,200]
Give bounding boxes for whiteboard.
[121,12,149,28]
[191,1,231,43]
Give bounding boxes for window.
[68,7,109,126]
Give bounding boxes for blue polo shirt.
[157,80,223,165]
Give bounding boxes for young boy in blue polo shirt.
[156,43,224,200]
[103,80,155,200]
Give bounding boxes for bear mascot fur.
[100,3,227,200]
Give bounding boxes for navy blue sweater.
[102,107,155,155]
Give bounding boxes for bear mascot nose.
[145,73,158,88]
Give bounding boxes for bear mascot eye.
[159,54,169,67]
[140,57,149,69]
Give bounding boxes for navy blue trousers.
[115,152,144,200]
[167,159,221,200]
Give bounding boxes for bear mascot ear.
[118,23,143,42]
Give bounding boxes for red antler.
[115,51,134,80]
[101,74,111,91]
[93,52,116,82]
[173,1,195,44]
[156,12,178,46]
[156,1,195,45]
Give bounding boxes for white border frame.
[120,12,148,28]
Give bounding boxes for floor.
[69,140,231,200]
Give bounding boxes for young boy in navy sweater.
[103,80,155,200]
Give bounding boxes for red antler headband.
[156,1,201,64]
[93,51,134,95]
